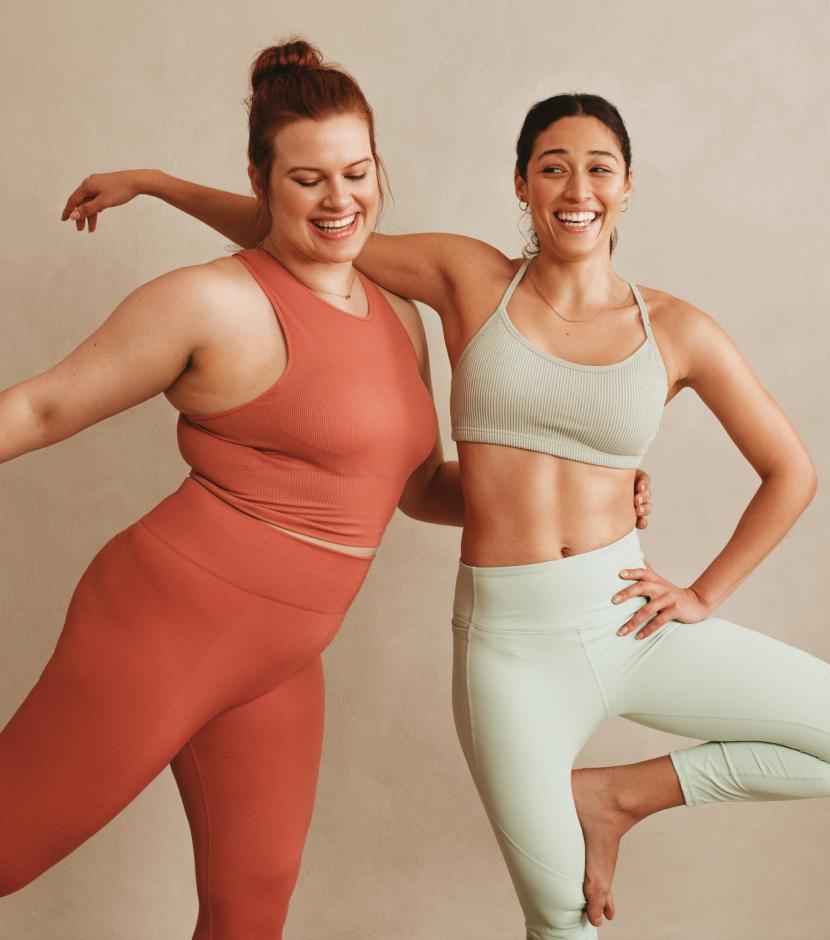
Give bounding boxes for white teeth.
[313,214,357,230]
[556,211,597,223]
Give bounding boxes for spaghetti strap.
[628,282,655,341]
[498,260,531,310]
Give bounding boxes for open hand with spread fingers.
[613,563,710,639]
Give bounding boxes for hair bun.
[251,39,323,91]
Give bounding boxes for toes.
[584,879,611,928]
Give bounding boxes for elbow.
[762,451,818,509]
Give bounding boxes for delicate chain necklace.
[528,260,624,325]
[259,241,357,299]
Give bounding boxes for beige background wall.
[1,0,828,937]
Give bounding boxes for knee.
[198,862,299,940]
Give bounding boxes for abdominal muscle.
[458,443,637,567]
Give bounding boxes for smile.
[554,210,599,232]
[310,213,359,237]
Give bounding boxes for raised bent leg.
[172,656,326,940]
[616,617,830,805]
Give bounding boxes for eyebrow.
[286,157,372,173]
[537,148,619,163]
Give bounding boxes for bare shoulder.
[375,286,428,369]
[638,285,740,392]
[134,255,274,342]
[638,285,729,345]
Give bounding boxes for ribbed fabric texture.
[450,261,668,468]
[177,248,437,546]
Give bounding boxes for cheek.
[273,184,317,223]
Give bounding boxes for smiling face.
[515,115,632,261]
[250,112,380,265]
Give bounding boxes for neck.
[529,250,627,310]
[261,235,356,296]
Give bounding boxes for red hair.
[247,38,385,237]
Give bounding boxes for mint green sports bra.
[450,260,668,469]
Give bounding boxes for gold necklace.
[528,260,624,324]
[259,241,357,299]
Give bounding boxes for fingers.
[633,612,674,640]
[605,891,616,921]
[616,598,660,637]
[68,198,103,233]
[61,181,92,221]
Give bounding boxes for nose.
[321,178,352,212]
[562,169,591,203]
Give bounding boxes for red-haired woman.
[66,81,829,940]
[5,42,645,939]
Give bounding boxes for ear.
[624,166,634,200]
[514,168,527,202]
[248,164,265,202]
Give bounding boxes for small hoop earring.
[519,199,529,211]
[621,197,630,213]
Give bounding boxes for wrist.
[138,169,170,200]
[688,583,717,615]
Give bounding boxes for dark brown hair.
[247,38,385,238]
[515,93,631,255]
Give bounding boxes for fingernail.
[619,570,628,578]
[69,210,80,220]
[612,594,622,603]
[617,627,627,636]
[635,633,645,640]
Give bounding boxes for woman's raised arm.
[61,171,510,314]
[62,170,261,248]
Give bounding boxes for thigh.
[172,656,325,939]
[0,521,284,889]
[616,616,830,758]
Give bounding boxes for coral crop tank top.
[177,248,437,546]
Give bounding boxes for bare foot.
[571,767,639,928]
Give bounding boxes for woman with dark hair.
[0,39,572,939]
[61,88,823,940]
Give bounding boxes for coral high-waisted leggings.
[452,528,830,940]
[0,478,372,938]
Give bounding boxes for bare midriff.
[260,520,378,558]
[458,443,637,567]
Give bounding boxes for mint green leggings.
[452,528,830,940]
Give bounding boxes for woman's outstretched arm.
[62,170,261,248]
[1,265,217,465]
[62,171,509,313]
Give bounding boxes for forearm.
[400,460,464,526]
[143,170,260,248]
[690,461,818,610]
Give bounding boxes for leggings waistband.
[138,478,372,612]
[453,528,646,632]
